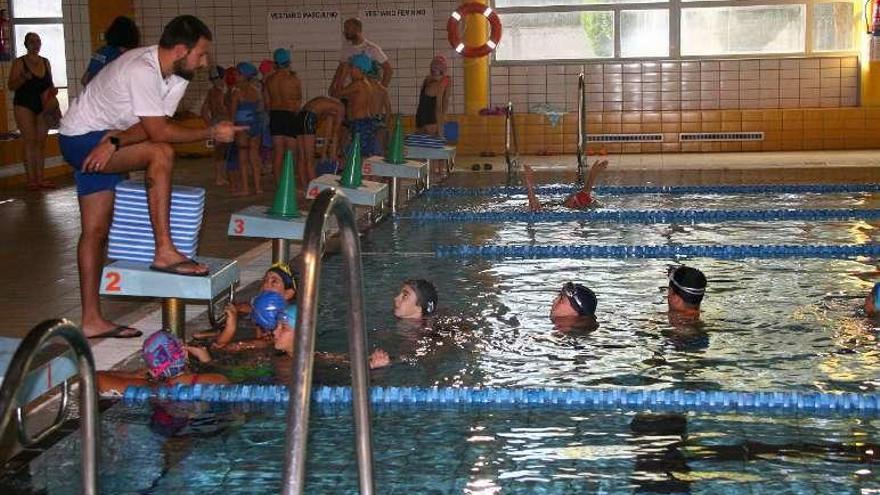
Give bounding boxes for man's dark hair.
[105,16,140,49]
[669,266,707,307]
[159,15,212,49]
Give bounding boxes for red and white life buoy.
[447,2,503,58]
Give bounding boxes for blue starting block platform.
[0,337,76,405]
[99,257,239,336]
[405,145,456,179]
[306,174,389,208]
[363,156,429,213]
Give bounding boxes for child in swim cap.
[393,279,438,320]
[667,265,707,316]
[211,263,299,349]
[96,331,228,396]
[522,158,608,211]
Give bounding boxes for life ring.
[447,2,502,58]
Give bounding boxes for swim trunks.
[59,131,128,196]
[269,110,297,138]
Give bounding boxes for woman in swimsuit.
[7,32,56,190]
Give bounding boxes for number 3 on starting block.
[363,163,373,175]
[104,271,122,292]
[233,218,245,234]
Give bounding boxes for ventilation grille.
[679,132,764,142]
[585,133,663,143]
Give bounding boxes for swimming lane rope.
[433,243,880,259]
[401,208,880,224]
[121,384,880,415]
[425,183,880,198]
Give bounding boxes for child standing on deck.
[333,53,380,157]
[415,55,450,136]
[201,65,229,186]
[230,62,264,196]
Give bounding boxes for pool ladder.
[0,319,100,495]
[281,188,375,495]
[504,100,520,184]
[576,71,587,183]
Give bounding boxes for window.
[10,0,68,115]
[495,0,857,61]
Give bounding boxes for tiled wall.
[134,0,464,116]
[490,58,859,115]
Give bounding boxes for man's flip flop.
[149,259,209,277]
[87,325,143,339]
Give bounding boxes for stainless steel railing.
[576,71,587,182]
[504,101,520,183]
[0,319,99,495]
[281,188,374,495]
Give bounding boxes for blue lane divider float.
[425,183,880,198]
[401,208,880,224]
[434,243,880,260]
[121,385,880,415]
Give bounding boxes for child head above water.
[262,262,297,302]
[866,282,880,317]
[143,331,187,380]
[393,279,438,320]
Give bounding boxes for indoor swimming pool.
[2,170,879,494]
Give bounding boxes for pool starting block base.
[99,257,239,337]
[306,174,389,211]
[405,145,456,182]
[363,156,428,213]
[228,206,340,264]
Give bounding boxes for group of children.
[199,47,453,197]
[97,261,440,395]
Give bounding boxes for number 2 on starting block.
[104,271,122,292]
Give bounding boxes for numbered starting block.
[100,257,239,338]
[363,156,428,213]
[306,174,389,212]
[405,145,456,183]
[228,206,339,264]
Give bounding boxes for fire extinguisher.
[0,9,10,62]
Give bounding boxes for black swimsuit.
[415,81,437,128]
[13,56,52,114]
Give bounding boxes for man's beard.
[173,57,195,81]
[344,32,357,42]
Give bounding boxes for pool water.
[6,402,880,494]
[3,172,880,493]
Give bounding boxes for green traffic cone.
[385,114,405,164]
[340,133,363,188]
[269,150,299,217]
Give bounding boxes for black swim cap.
[668,266,707,306]
[562,282,597,317]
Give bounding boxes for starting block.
[228,206,339,264]
[306,174,389,209]
[405,145,456,182]
[99,257,239,337]
[363,156,428,213]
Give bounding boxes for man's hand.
[212,121,247,143]
[81,134,118,172]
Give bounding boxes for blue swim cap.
[251,290,288,330]
[873,282,880,308]
[280,304,298,327]
[349,53,373,74]
[273,48,291,67]
[236,61,257,79]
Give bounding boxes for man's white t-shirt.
[60,45,189,136]
[339,38,388,64]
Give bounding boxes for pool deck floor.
[0,149,878,371]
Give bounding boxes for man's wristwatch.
[109,136,121,151]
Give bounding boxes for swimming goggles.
[561,282,588,315]
[667,266,705,296]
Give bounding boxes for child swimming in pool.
[865,282,879,318]
[522,159,608,211]
[97,331,229,396]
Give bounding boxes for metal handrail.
[576,71,587,182]
[281,188,374,495]
[0,319,99,495]
[504,101,519,183]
